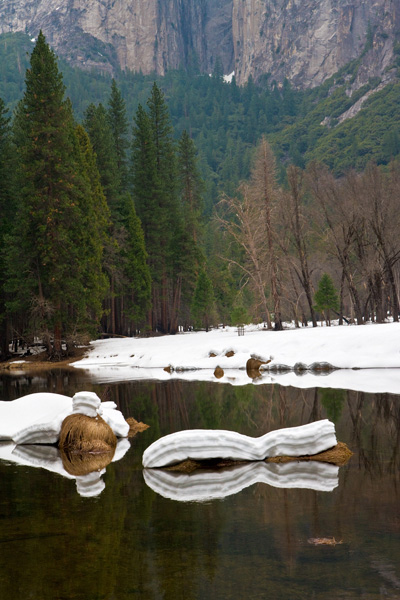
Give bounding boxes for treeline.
[218,137,400,328]
[0,33,213,358]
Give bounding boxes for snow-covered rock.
[142,420,337,468]
[0,391,129,444]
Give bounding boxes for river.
[0,370,399,599]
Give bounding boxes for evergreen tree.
[191,268,215,332]
[107,79,129,193]
[132,83,182,333]
[314,273,340,326]
[0,98,15,358]
[176,129,205,316]
[74,125,110,330]
[131,104,158,255]
[120,197,152,329]
[84,103,120,215]
[177,129,204,242]
[7,32,108,356]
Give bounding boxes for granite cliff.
[0,0,398,89]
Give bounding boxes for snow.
[142,419,336,467]
[71,322,400,393]
[223,71,235,83]
[0,391,129,444]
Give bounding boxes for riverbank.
[3,322,400,393]
[0,346,88,373]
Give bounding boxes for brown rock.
[214,366,224,379]
[126,418,150,438]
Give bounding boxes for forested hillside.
[2,33,400,197]
[1,32,400,359]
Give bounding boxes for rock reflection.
[0,438,131,497]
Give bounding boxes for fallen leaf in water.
[308,537,343,546]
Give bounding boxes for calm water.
[0,371,399,600]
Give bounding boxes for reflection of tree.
[346,390,400,476]
[0,456,131,600]
[2,375,400,598]
[320,388,345,423]
[309,388,321,422]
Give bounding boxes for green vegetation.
[1,33,400,195]
[5,32,109,356]
[314,274,340,326]
[1,31,400,356]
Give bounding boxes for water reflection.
[0,374,399,599]
[0,437,131,497]
[144,461,339,502]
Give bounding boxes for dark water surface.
[0,371,399,599]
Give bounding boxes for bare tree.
[279,165,318,326]
[306,162,365,324]
[247,137,284,330]
[217,183,273,327]
[216,137,284,328]
[362,164,400,322]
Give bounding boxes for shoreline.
[0,346,89,372]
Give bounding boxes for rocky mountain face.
[0,0,398,89]
[234,0,400,88]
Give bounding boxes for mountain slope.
[0,0,399,89]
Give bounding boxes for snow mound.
[142,420,337,468]
[0,391,129,444]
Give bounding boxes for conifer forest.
[1,32,400,359]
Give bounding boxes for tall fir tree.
[132,84,182,332]
[176,129,205,324]
[191,268,215,332]
[74,125,110,329]
[177,129,204,243]
[120,197,152,330]
[0,98,15,358]
[107,79,129,193]
[7,32,108,356]
[84,103,120,216]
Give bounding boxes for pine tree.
[84,103,120,216]
[314,273,339,326]
[177,129,204,242]
[131,104,158,256]
[74,125,110,330]
[0,98,15,358]
[120,197,152,329]
[132,84,181,333]
[191,268,215,332]
[7,32,108,356]
[107,79,129,193]
[84,101,127,334]
[175,129,205,319]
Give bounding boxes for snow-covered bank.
[70,322,400,393]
